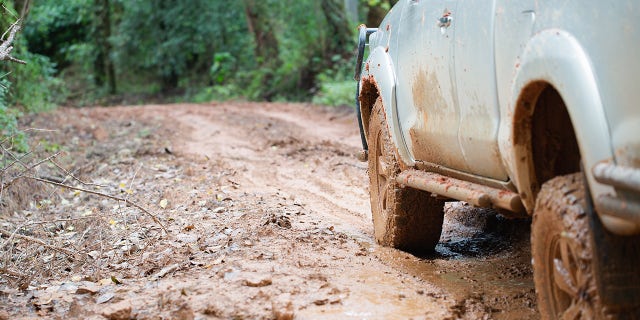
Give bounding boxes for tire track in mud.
[176,103,372,234]
[172,102,539,319]
[1,102,538,319]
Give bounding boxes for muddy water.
[304,202,539,320]
[295,202,538,319]
[377,202,539,319]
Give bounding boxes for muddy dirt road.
[1,102,537,319]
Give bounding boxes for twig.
[1,141,60,173]
[121,163,144,227]
[0,228,77,257]
[26,176,168,233]
[37,174,65,184]
[50,158,105,187]
[0,128,56,147]
[0,147,33,174]
[0,151,62,191]
[0,267,28,279]
[127,163,144,200]
[0,0,31,65]
[0,216,98,252]
[0,19,25,64]
[19,0,31,22]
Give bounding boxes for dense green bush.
[21,0,362,105]
[16,0,402,107]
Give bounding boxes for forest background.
[0,0,397,148]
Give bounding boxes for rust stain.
[409,69,467,171]
[412,71,430,121]
[445,183,453,192]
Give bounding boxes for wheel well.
[515,82,581,200]
[358,77,380,139]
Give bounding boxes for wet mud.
[1,102,538,319]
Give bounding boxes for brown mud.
[1,102,537,319]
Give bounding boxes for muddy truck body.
[355,1,640,318]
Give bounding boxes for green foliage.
[0,79,26,152]
[0,1,65,151]
[23,0,93,69]
[312,56,356,107]
[191,84,242,103]
[8,49,65,113]
[312,79,354,108]
[20,0,367,106]
[237,0,355,102]
[23,0,100,103]
[210,52,236,85]
[363,0,392,11]
[37,139,62,153]
[113,0,249,91]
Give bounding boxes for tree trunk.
[242,0,280,100]
[93,0,116,94]
[366,0,398,27]
[321,0,353,61]
[242,0,279,65]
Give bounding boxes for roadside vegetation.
[0,0,399,142]
[0,0,398,294]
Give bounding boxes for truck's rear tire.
[532,173,640,319]
[367,99,444,253]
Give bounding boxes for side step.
[396,169,525,214]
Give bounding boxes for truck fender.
[499,29,614,215]
[359,46,414,167]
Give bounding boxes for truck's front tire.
[367,98,445,253]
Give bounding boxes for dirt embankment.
[0,102,537,319]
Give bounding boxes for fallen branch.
[0,19,25,64]
[0,266,29,279]
[0,143,61,191]
[0,227,77,257]
[0,217,97,253]
[27,176,168,233]
[50,158,105,187]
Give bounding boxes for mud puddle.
[374,202,538,319]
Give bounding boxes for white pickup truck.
[355,1,640,318]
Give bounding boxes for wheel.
[532,173,640,319]
[367,98,445,253]
[532,174,599,319]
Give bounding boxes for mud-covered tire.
[367,98,445,253]
[532,173,640,319]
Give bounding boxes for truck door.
[394,0,469,172]
[454,0,508,180]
